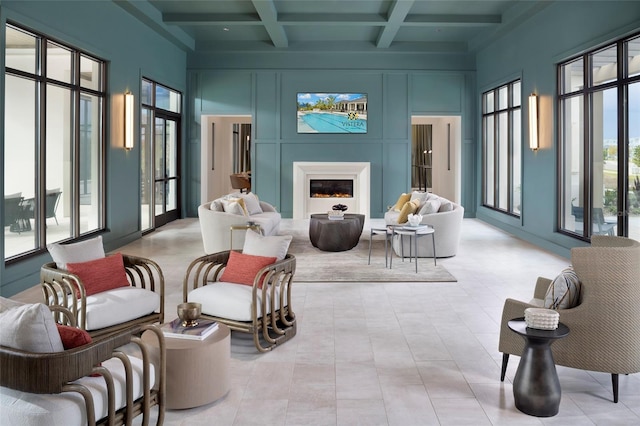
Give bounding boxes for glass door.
[154,115,180,227]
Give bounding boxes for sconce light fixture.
[124,92,134,150]
[529,93,539,151]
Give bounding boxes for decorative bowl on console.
[332,204,348,212]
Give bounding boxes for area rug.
[285,229,457,283]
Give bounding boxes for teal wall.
[0,1,187,296]
[475,1,640,257]
[187,63,476,219]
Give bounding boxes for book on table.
[161,318,219,340]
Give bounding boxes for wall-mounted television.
[297,93,367,134]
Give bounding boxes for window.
[482,80,522,216]
[140,78,182,232]
[558,33,640,240]
[3,23,105,260]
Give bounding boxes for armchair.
[183,250,296,352]
[41,254,165,338]
[499,236,640,403]
[1,325,165,425]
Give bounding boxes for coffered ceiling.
[117,0,550,53]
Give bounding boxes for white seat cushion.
[85,287,160,331]
[0,355,155,426]
[188,282,284,322]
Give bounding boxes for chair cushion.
[0,355,154,426]
[56,325,92,350]
[47,235,105,269]
[233,192,263,215]
[0,298,64,353]
[392,193,411,212]
[221,197,248,216]
[397,199,420,224]
[188,282,283,322]
[66,253,130,297]
[84,287,160,331]
[544,267,582,310]
[219,251,277,287]
[243,228,292,261]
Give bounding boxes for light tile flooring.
[118,218,639,425]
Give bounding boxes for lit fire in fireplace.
[310,179,353,198]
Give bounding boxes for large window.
[559,33,640,240]
[482,80,522,216]
[4,23,105,260]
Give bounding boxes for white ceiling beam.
[250,0,288,48]
[377,0,414,48]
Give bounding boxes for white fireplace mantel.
[293,162,370,219]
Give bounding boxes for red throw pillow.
[56,324,92,349]
[219,251,277,288]
[66,252,130,297]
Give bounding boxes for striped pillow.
[544,267,581,310]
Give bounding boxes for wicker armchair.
[41,254,165,338]
[0,321,166,426]
[499,236,640,403]
[183,251,296,352]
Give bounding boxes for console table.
[508,318,570,417]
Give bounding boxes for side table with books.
[142,319,230,409]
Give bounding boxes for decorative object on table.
[327,210,344,220]
[524,307,559,330]
[177,302,202,327]
[332,204,348,212]
[407,213,423,227]
[161,317,219,341]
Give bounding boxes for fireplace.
[310,179,353,198]
[293,162,370,219]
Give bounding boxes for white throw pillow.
[544,267,582,310]
[419,199,442,215]
[221,197,248,216]
[47,235,105,269]
[236,192,263,215]
[438,200,454,212]
[210,199,224,212]
[0,297,64,353]
[242,229,292,261]
[410,191,428,206]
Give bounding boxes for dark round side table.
[508,318,570,417]
[309,213,365,252]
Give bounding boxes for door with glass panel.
[152,115,179,228]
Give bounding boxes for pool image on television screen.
[297,93,367,133]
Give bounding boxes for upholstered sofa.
[384,191,464,258]
[198,192,281,253]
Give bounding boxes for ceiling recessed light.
[223,27,230,32]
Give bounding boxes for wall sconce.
[124,92,134,150]
[529,93,539,151]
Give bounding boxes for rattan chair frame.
[40,254,165,339]
[498,236,640,403]
[183,250,296,352]
[0,320,166,426]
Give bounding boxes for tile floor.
[119,217,639,425]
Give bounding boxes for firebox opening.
[310,179,353,198]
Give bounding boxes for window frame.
[557,31,640,240]
[481,79,522,217]
[4,22,107,263]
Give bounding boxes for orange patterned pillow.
[219,251,277,288]
[66,253,130,297]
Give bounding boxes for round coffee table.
[508,318,570,417]
[309,213,365,252]
[143,323,230,409]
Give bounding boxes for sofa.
[384,191,464,258]
[198,192,281,253]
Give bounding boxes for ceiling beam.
[163,13,261,26]
[377,0,415,48]
[404,14,501,26]
[251,0,288,48]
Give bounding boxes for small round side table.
[508,318,569,417]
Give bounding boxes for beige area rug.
[285,228,457,283]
